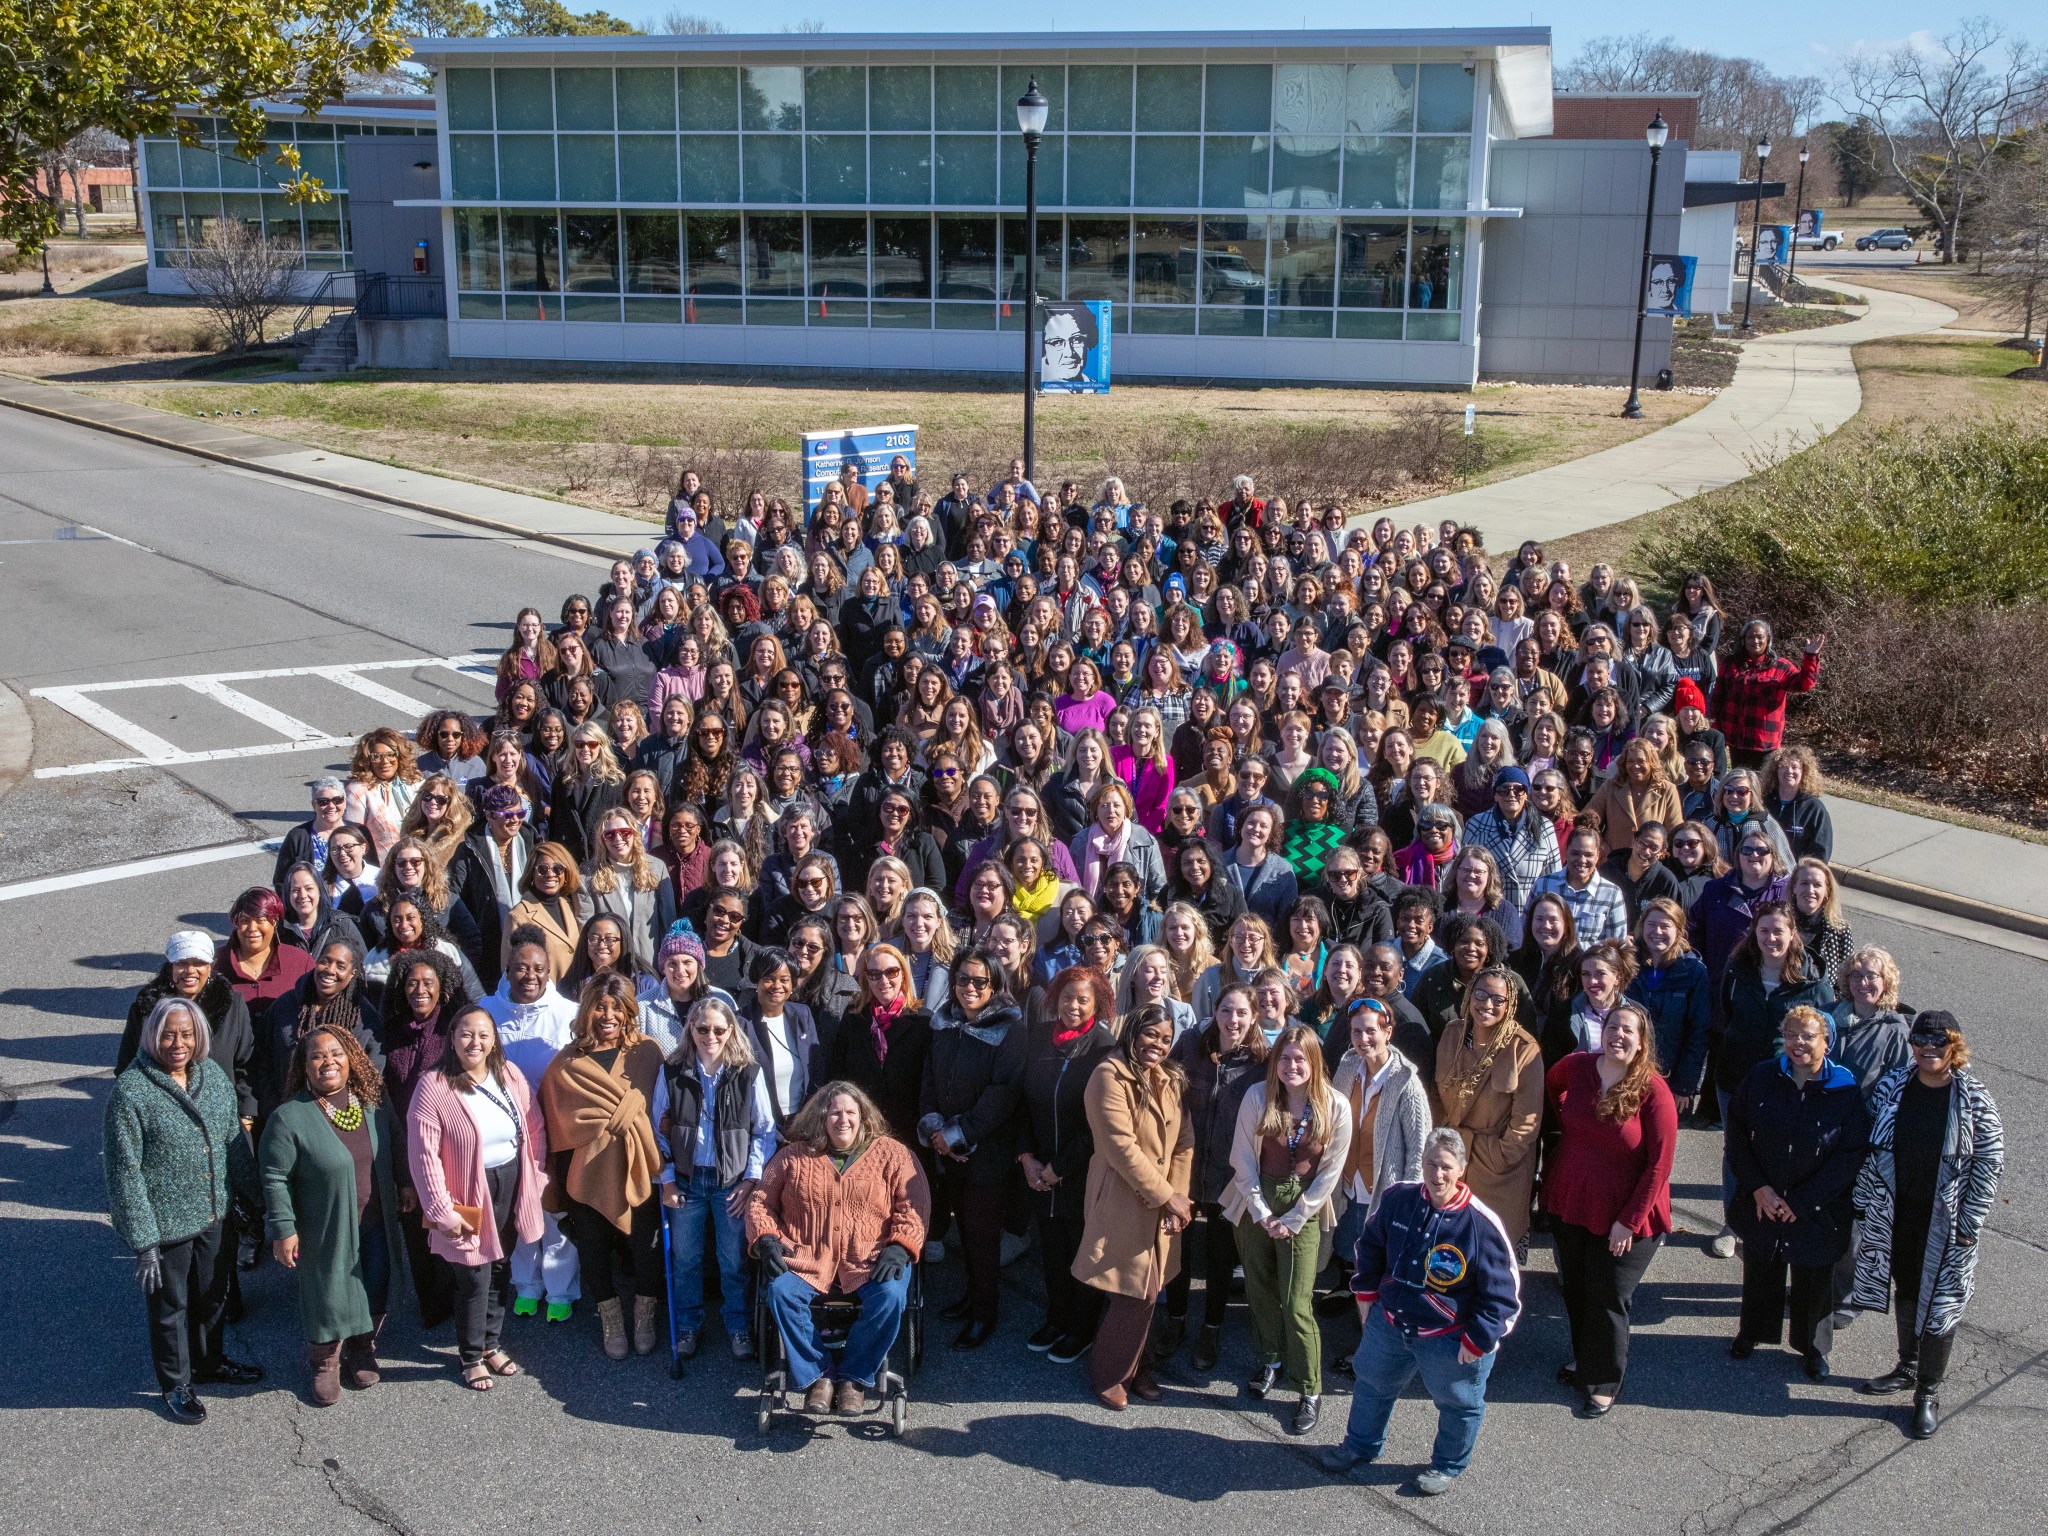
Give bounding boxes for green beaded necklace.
[321,1092,364,1133]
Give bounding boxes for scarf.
[1011,870,1062,925]
[537,1044,660,1231]
[1082,821,1133,895]
[868,995,906,1063]
[1054,1016,1097,1047]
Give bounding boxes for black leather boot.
[1909,1388,1940,1439]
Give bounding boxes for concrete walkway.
[1831,798,2048,937]
[0,373,661,564]
[1407,279,1957,545]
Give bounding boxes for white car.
[1793,232,1840,251]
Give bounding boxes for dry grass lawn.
[0,291,216,356]
[84,371,1707,522]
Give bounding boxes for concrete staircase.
[300,312,357,374]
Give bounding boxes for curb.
[0,384,634,566]
[1832,866,2048,944]
[0,682,32,804]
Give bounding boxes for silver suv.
[1855,229,1915,251]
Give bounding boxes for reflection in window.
[1131,218,1197,303]
[1346,64,1415,134]
[1338,222,1407,309]
[1266,214,1336,307]
[1415,63,1475,134]
[999,215,1065,302]
[679,67,739,131]
[873,216,933,298]
[564,213,619,291]
[1270,136,1339,208]
[744,213,804,295]
[1202,137,1270,210]
[456,208,501,289]
[937,216,998,299]
[617,69,678,131]
[807,135,865,202]
[1197,217,1265,306]
[742,137,804,203]
[1136,65,1203,131]
[810,214,868,296]
[1066,218,1131,302]
[625,212,680,294]
[1408,221,1464,311]
[871,66,932,131]
[501,212,559,291]
[805,66,865,132]
[1412,138,1470,210]
[741,67,804,131]
[1342,138,1411,209]
[684,211,742,295]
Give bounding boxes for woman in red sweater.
[1543,1000,1677,1418]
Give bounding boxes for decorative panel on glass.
[619,136,679,202]
[1135,64,1203,131]
[625,212,681,293]
[618,69,678,131]
[1273,65,1346,135]
[1000,136,1062,207]
[871,136,931,204]
[220,193,264,237]
[1270,137,1339,208]
[935,65,999,131]
[144,140,182,186]
[1068,65,1133,132]
[1337,310,1402,339]
[936,215,998,300]
[624,298,681,323]
[1000,67,1065,132]
[1133,306,1196,333]
[1346,64,1415,134]
[496,136,556,201]
[1415,63,1475,133]
[219,150,259,190]
[1204,64,1272,134]
[680,136,741,202]
[1338,221,1408,308]
[297,143,340,189]
[1268,308,1332,338]
[1201,137,1269,210]
[680,67,739,131]
[934,137,996,205]
[501,212,560,290]
[1341,137,1411,209]
[744,213,805,295]
[741,67,804,131]
[179,142,221,187]
[565,296,621,322]
[870,66,932,131]
[447,69,494,130]
[451,135,496,199]
[1199,305,1265,336]
[556,69,615,131]
[805,66,865,132]
[1407,310,1460,340]
[1132,138,1199,207]
[1066,137,1132,208]
[495,69,554,131]
[458,294,504,319]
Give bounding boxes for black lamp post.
[1622,111,1670,420]
[1786,144,1811,289]
[1739,133,1773,332]
[1016,77,1048,483]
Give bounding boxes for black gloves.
[869,1242,911,1285]
[135,1246,162,1295]
[754,1234,789,1278]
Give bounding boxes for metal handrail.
[356,273,446,321]
[284,270,358,342]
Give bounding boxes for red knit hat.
[1673,678,1707,715]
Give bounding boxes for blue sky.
[610,3,2037,84]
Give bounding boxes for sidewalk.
[0,373,661,564]
[1403,279,1957,544]
[1829,798,2048,938]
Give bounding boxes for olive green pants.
[1237,1176,1324,1395]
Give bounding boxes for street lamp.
[1622,111,1670,421]
[1786,144,1811,289]
[1739,134,1773,331]
[1016,77,1049,483]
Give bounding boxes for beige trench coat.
[1071,1056,1195,1301]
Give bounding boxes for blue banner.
[1754,224,1793,266]
[1796,209,1823,241]
[1038,301,1111,394]
[801,424,918,518]
[1645,253,1697,317]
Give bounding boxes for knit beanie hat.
[1674,678,1708,715]
[659,920,705,966]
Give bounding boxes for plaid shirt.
[1710,651,1820,752]
[1531,869,1629,944]
[1465,808,1565,912]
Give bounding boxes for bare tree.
[37,130,122,237]
[657,9,726,30]
[1839,18,2048,263]
[1978,137,2048,337]
[178,220,303,352]
[1558,33,1823,155]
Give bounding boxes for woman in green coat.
[259,1024,405,1405]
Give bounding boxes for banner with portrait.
[1752,224,1792,267]
[1644,253,1697,317]
[1037,301,1111,394]
[1796,209,1823,241]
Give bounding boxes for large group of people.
[103,463,2004,1490]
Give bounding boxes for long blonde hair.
[1161,901,1217,1000]
[586,808,666,894]
[1254,1023,1340,1147]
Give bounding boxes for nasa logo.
[1425,1243,1468,1290]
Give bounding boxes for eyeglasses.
[954,973,993,992]
[1672,836,1704,849]
[1724,785,1753,799]
[314,796,345,809]
[535,864,567,878]
[603,828,638,841]
[868,964,904,980]
[1470,991,1511,1011]
[494,809,528,823]
[931,766,959,778]
[1079,934,1115,949]
[421,793,451,807]
[1326,867,1362,881]
[709,907,743,923]
[1739,844,1773,860]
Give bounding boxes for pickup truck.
[1793,231,1840,251]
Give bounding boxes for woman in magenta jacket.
[409,1004,549,1391]
[1543,1000,1677,1419]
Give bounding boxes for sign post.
[801,424,918,520]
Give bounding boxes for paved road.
[1,407,2042,1536]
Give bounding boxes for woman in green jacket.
[103,997,264,1425]
[260,1025,406,1405]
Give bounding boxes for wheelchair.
[751,1263,925,1437]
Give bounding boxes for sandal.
[462,1361,492,1392]
[483,1350,520,1377]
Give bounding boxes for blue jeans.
[765,1268,910,1390]
[1343,1308,1497,1478]
[668,1168,751,1336]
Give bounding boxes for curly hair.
[284,1022,384,1106]
[349,726,421,786]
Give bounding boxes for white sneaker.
[1709,1228,1737,1259]
[1415,1468,1457,1496]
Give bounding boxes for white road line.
[35,737,358,779]
[33,687,181,759]
[320,668,436,716]
[0,837,282,904]
[182,679,328,742]
[30,652,496,697]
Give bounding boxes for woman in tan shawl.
[539,972,665,1360]
[1433,964,1543,1250]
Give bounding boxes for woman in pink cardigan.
[409,1004,548,1391]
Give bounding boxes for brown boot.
[341,1318,383,1388]
[307,1340,343,1406]
[597,1297,630,1361]
[632,1295,660,1356]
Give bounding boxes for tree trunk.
[1942,212,1959,265]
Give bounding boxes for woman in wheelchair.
[745,1080,931,1415]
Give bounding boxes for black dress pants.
[450,1162,519,1365]
[1553,1222,1662,1394]
[564,1193,665,1306]
[1739,1246,1837,1358]
[399,1200,458,1330]
[935,1164,1007,1324]
[147,1219,230,1392]
[1034,1191,1104,1342]
[1162,1203,1238,1329]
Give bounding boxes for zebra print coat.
[1849,1066,2003,1338]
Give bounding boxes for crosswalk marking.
[30,652,497,779]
